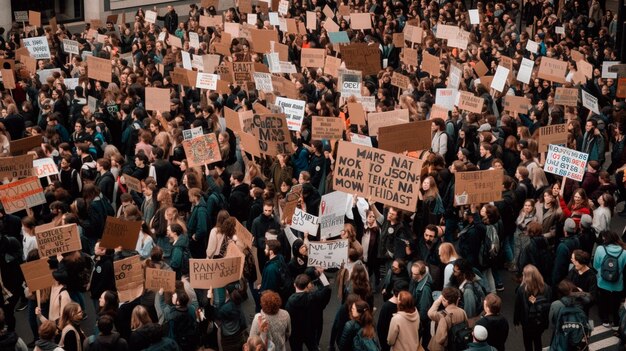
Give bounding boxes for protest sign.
[516,58,534,84]
[182,126,204,140]
[367,109,410,137]
[100,217,142,250]
[474,60,488,77]
[10,135,42,155]
[618,78,626,98]
[390,72,410,89]
[537,57,567,83]
[0,176,45,214]
[23,37,50,59]
[0,154,34,179]
[145,267,176,292]
[190,256,243,289]
[602,61,619,79]
[339,70,362,98]
[14,11,28,22]
[538,124,567,153]
[544,144,589,182]
[21,258,54,292]
[291,208,320,234]
[435,88,457,111]
[351,13,372,30]
[333,141,423,212]
[503,95,531,114]
[64,78,79,90]
[195,73,219,90]
[430,104,449,119]
[319,191,348,239]
[403,24,423,43]
[378,121,432,153]
[436,24,458,39]
[554,87,578,107]
[578,60,593,79]
[312,116,345,140]
[232,62,254,84]
[306,11,316,30]
[275,97,306,132]
[123,174,142,193]
[145,87,171,111]
[28,11,41,26]
[301,48,325,68]
[189,32,200,49]
[144,10,157,23]
[457,91,485,113]
[87,55,112,82]
[328,31,350,44]
[469,9,480,24]
[62,39,79,55]
[182,134,222,168]
[224,107,253,133]
[324,55,341,77]
[454,170,504,205]
[341,43,381,76]
[235,219,254,249]
[114,255,144,302]
[308,239,349,269]
[491,66,509,92]
[581,90,600,114]
[392,33,404,47]
[36,223,81,257]
[280,199,298,225]
[2,69,15,90]
[347,102,366,125]
[422,51,440,76]
[253,72,273,93]
[526,40,539,53]
[350,134,373,147]
[21,55,37,74]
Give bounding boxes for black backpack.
[527,293,551,330]
[550,305,591,350]
[444,131,457,165]
[478,225,500,269]
[277,258,294,306]
[444,312,472,351]
[600,246,623,283]
[169,309,200,351]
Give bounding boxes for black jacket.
[83,332,128,351]
[228,183,251,223]
[90,254,116,299]
[285,284,331,346]
[476,314,509,351]
[95,171,115,203]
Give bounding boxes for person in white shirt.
[21,216,38,261]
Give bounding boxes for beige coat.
[427,300,468,351]
[388,310,423,351]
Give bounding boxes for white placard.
[87,96,98,114]
[435,88,458,111]
[525,40,538,54]
[36,69,61,85]
[555,26,565,34]
[278,0,289,15]
[196,73,219,90]
[64,78,80,90]
[253,72,274,93]
[247,13,258,25]
[308,239,349,268]
[350,134,373,147]
[358,96,376,112]
[544,144,588,182]
[581,89,600,114]
[62,39,80,55]
[602,61,619,79]
[448,64,462,90]
[269,12,280,26]
[275,97,306,131]
[145,10,157,24]
[33,158,59,178]
[183,126,204,140]
[319,191,348,239]
[469,9,480,25]
[291,208,320,234]
[517,58,534,84]
[491,65,510,92]
[182,51,192,70]
[189,32,200,49]
[23,37,51,59]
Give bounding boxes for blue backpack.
[353,329,381,351]
[550,305,591,350]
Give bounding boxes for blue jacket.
[593,244,626,292]
[552,235,580,287]
[260,255,286,293]
[187,198,209,241]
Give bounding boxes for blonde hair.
[130,305,152,330]
[522,264,545,296]
[58,302,82,330]
[438,242,459,264]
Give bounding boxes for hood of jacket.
[34,339,60,351]
[94,332,121,347]
[396,310,419,322]
[602,244,625,256]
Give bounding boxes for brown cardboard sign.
[430,104,449,119]
[250,113,293,156]
[378,121,432,153]
[182,134,222,168]
[0,154,34,179]
[474,60,488,77]
[0,176,45,214]
[21,258,54,292]
[422,51,440,77]
[333,141,423,212]
[10,135,42,155]
[36,223,82,257]
[537,57,567,84]
[402,48,419,67]
[538,123,568,153]
[454,169,504,205]
[235,219,253,249]
[281,199,298,225]
[250,29,279,54]
[232,62,254,85]
[145,267,176,292]
[392,33,404,47]
[312,116,345,140]
[554,87,578,107]
[239,132,261,158]
[367,109,410,137]
[350,13,372,30]
[145,87,171,112]
[114,255,144,302]
[301,48,326,68]
[391,72,410,89]
[100,217,142,250]
[618,78,626,98]
[341,43,381,76]
[457,91,485,113]
[21,55,36,74]
[28,11,41,27]
[324,55,341,77]
[1,69,15,90]
[87,55,112,83]
[347,102,367,125]
[123,174,142,193]
[503,95,531,114]
[189,256,243,289]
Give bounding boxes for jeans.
[28,299,39,340]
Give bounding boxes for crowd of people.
[0,0,623,350]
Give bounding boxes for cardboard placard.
[250,114,293,156]
[378,121,432,153]
[454,169,504,205]
[232,62,254,85]
[422,51,440,77]
[617,78,626,98]
[0,176,45,214]
[145,87,171,112]
[324,55,341,77]
[36,223,81,257]
[554,87,578,107]
[306,11,317,30]
[538,124,567,153]
[87,55,112,83]
[301,48,326,68]
[182,134,222,168]
[391,72,410,89]
[333,141,423,212]
[189,256,243,289]
[537,57,567,84]
[578,60,593,79]
[457,91,485,113]
[544,144,588,182]
[312,116,345,140]
[144,10,157,23]
[114,255,144,303]
[341,43,381,76]
[281,199,298,225]
[350,13,372,30]
[401,48,418,67]
[28,11,41,26]
[14,11,28,22]
[235,219,253,249]
[100,216,142,250]
[239,132,261,158]
[224,107,253,133]
[307,239,349,269]
[21,55,37,74]
[347,102,366,125]
[21,258,54,292]
[403,24,423,43]
[145,267,176,292]
[123,174,142,193]
[367,109,410,136]
[1,69,15,90]
[200,15,223,28]
[0,154,34,179]
[430,104,449,119]
[503,95,531,114]
[250,29,279,54]
[393,33,404,47]
[10,135,42,155]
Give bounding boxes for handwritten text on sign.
[114,255,144,302]
[0,176,46,214]
[333,141,423,212]
[454,169,504,206]
[145,267,176,292]
[291,208,319,234]
[308,239,349,269]
[189,256,243,289]
[23,37,51,59]
[36,223,81,257]
[544,144,589,182]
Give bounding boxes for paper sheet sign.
[0,176,45,214]
[291,208,319,234]
[307,239,349,269]
[100,217,142,250]
[333,141,423,212]
[544,144,588,182]
[454,169,504,205]
[0,154,34,179]
[275,97,306,131]
[114,255,144,303]
[189,256,243,289]
[21,258,54,292]
[23,37,50,59]
[581,90,600,114]
[36,223,82,257]
[145,267,176,292]
[62,39,80,55]
[319,191,348,239]
[182,134,222,168]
